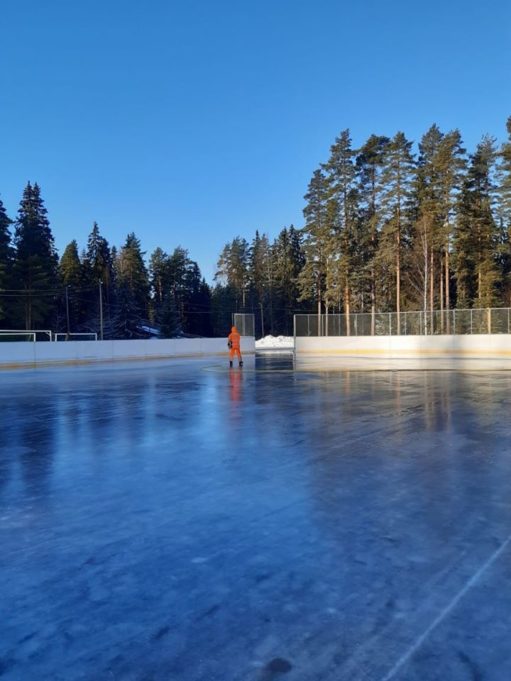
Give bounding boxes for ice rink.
[2,354,511,680]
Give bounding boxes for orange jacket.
[228,326,241,349]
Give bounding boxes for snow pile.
[256,334,294,349]
[138,325,160,336]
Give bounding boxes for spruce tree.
[0,198,14,325]
[248,231,273,335]
[159,293,182,338]
[13,182,58,329]
[182,262,210,336]
[86,222,113,284]
[59,240,84,330]
[149,247,169,323]
[272,226,305,334]
[60,240,82,285]
[83,222,114,321]
[211,283,237,336]
[113,233,149,337]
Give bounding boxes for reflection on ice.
[1,356,511,680]
[294,355,511,372]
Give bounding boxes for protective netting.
[294,308,511,336]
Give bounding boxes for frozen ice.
[1,355,511,680]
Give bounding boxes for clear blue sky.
[1,0,510,282]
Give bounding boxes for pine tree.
[149,247,168,305]
[454,136,499,308]
[297,169,331,323]
[356,135,389,328]
[323,130,359,322]
[379,132,415,322]
[410,126,465,327]
[13,182,58,329]
[0,198,14,325]
[435,130,466,315]
[215,237,249,309]
[497,117,511,304]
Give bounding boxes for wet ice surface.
[2,356,511,680]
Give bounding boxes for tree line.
[203,118,511,334]
[0,183,305,338]
[1,118,511,338]
[296,120,511,327]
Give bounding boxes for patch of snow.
[139,325,160,335]
[255,335,294,349]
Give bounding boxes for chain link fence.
[294,308,511,337]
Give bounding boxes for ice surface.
[2,356,511,680]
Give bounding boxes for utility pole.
[65,286,71,340]
[99,280,104,341]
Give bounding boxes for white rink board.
[0,337,255,369]
[295,334,511,359]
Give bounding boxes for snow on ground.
[255,334,294,349]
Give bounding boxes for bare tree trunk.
[345,284,350,337]
[371,228,376,336]
[25,283,32,330]
[371,263,375,336]
[430,250,434,334]
[440,253,444,333]
[423,231,428,335]
[445,245,450,333]
[396,229,401,334]
[26,298,31,330]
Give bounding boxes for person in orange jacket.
[227,326,243,368]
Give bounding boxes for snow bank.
[255,335,294,349]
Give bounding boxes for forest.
[1,118,510,339]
